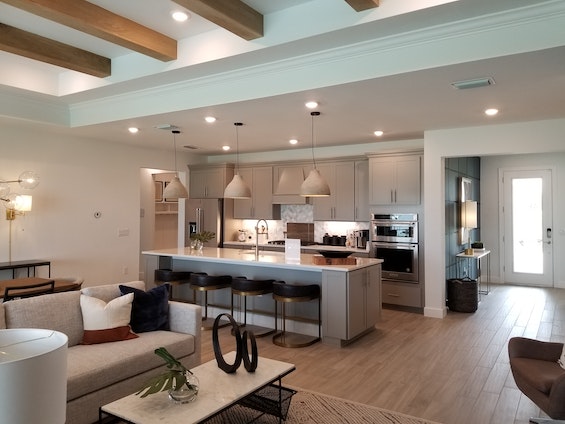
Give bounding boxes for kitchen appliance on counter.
[354,230,369,249]
[370,213,418,283]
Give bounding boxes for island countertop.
[142,247,382,273]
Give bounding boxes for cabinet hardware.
[387,293,400,297]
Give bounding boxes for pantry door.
[501,169,553,286]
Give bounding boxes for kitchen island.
[143,247,382,347]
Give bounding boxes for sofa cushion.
[512,357,565,394]
[81,281,145,303]
[66,330,195,401]
[3,291,84,347]
[80,293,137,344]
[119,284,169,333]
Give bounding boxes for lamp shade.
[224,173,251,198]
[462,200,478,229]
[300,169,331,197]
[14,194,32,212]
[0,329,68,424]
[162,176,188,199]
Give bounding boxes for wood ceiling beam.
[172,0,263,40]
[0,23,111,77]
[1,0,177,61]
[344,0,380,12]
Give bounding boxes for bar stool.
[190,272,232,329]
[154,269,193,302]
[230,276,276,337]
[272,281,321,348]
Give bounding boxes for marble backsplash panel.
[238,204,369,245]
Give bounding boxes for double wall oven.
[370,213,419,283]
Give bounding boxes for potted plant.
[137,347,199,404]
[190,231,215,250]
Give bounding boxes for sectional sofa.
[0,280,202,424]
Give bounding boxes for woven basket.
[447,278,478,312]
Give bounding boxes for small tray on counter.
[312,255,357,265]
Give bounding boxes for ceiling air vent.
[451,77,495,90]
[183,145,198,149]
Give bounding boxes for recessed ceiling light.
[222,145,230,151]
[204,116,216,123]
[305,101,318,109]
[171,11,189,22]
[374,130,384,137]
[485,108,499,116]
[289,139,298,145]
[128,127,139,134]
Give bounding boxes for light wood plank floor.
[200,284,565,424]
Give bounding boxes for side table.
[456,250,491,295]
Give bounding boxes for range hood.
[272,166,309,204]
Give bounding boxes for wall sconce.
[462,200,477,255]
[0,171,39,262]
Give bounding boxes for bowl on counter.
[317,250,353,258]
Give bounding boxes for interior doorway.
[500,168,553,286]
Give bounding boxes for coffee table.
[99,351,295,424]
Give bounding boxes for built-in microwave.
[370,213,418,244]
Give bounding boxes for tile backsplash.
[237,204,369,244]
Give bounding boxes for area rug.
[205,387,441,424]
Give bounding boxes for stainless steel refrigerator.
[185,198,224,247]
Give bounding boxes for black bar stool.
[272,281,321,348]
[230,276,276,337]
[190,272,232,329]
[154,269,193,302]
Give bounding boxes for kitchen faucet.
[255,219,269,258]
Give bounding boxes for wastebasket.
[447,278,478,312]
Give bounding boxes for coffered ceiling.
[1,0,564,155]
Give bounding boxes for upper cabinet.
[368,153,421,205]
[313,161,355,221]
[234,166,281,219]
[354,160,370,221]
[189,164,234,199]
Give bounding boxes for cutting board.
[312,255,357,265]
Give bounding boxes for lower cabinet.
[322,265,381,344]
[381,280,422,308]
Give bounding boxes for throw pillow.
[559,345,565,370]
[80,292,138,344]
[119,284,170,333]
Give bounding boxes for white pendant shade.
[224,173,251,198]
[162,176,188,199]
[300,169,330,197]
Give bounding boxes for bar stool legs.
[154,269,192,302]
[230,277,276,338]
[272,282,321,348]
[189,273,232,330]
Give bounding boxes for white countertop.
[142,247,381,272]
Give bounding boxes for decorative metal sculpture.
[212,313,258,373]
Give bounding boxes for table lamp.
[462,200,477,255]
[0,328,68,424]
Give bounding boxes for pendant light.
[224,122,252,198]
[300,111,330,197]
[162,129,188,199]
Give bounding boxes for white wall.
[481,152,565,288]
[0,124,194,286]
[424,118,565,318]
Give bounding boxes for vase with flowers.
[190,231,215,250]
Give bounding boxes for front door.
[501,169,553,286]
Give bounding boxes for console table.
[456,250,491,295]
[0,260,51,278]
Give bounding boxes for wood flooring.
[200,284,565,424]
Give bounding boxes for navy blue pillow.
[119,284,169,333]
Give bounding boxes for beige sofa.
[0,281,202,424]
